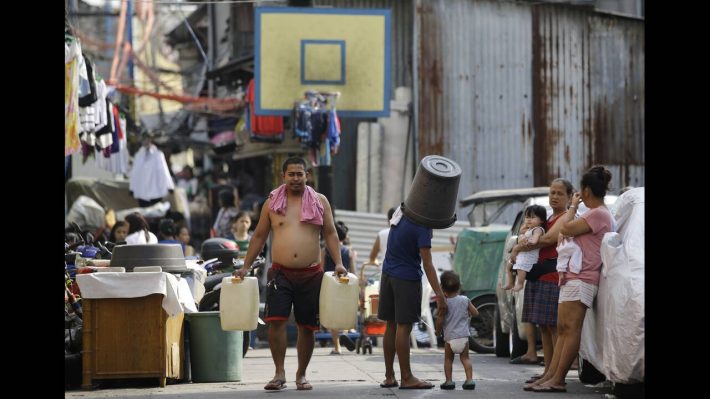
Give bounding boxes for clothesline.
[110,82,243,105]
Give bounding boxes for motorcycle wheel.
[468,296,495,354]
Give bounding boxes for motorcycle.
[66,222,113,262]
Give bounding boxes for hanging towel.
[556,237,583,274]
[327,107,341,153]
[268,184,324,226]
[389,205,404,226]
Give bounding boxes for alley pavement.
[66,345,614,398]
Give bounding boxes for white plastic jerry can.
[319,272,359,330]
[219,276,259,331]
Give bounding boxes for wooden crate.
[82,294,184,389]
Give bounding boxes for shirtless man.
[234,157,346,391]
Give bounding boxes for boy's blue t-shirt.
[382,216,432,281]
[324,244,350,272]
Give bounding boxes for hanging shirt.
[129,144,175,201]
[95,103,129,175]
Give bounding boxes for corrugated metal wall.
[416,0,535,220]
[532,5,589,187]
[416,0,644,215]
[588,12,644,188]
[314,0,414,95]
[532,4,644,190]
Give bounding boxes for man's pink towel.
[268,184,324,226]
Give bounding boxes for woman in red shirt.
[528,166,614,393]
[511,178,574,384]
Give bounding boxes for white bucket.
[319,272,359,330]
[219,276,259,331]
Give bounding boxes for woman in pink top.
[527,165,614,393]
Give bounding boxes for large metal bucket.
[110,244,187,272]
[402,155,462,229]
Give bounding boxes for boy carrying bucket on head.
[435,271,478,390]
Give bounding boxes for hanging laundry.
[326,107,341,154]
[129,140,175,204]
[78,54,97,107]
[208,117,238,155]
[94,97,115,150]
[96,103,128,175]
[115,109,130,174]
[294,102,314,144]
[79,57,101,136]
[65,39,81,156]
[109,104,122,154]
[293,97,328,150]
[318,137,331,166]
[245,79,284,143]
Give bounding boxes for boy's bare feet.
[512,282,525,291]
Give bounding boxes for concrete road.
[66,345,614,398]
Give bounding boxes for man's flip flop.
[525,374,544,384]
[380,381,399,388]
[399,381,434,389]
[296,380,313,390]
[264,379,287,390]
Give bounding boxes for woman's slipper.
[523,383,539,391]
[440,381,455,390]
[462,380,476,390]
[525,375,544,383]
[509,355,539,365]
[531,385,567,393]
[380,381,398,388]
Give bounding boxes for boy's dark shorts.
[377,272,422,324]
[264,262,323,331]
